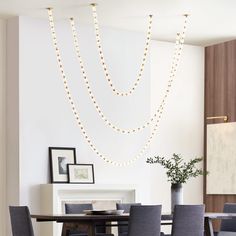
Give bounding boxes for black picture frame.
[67,164,95,184]
[49,147,76,183]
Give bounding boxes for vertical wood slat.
[204,39,236,230]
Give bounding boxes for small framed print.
[49,147,76,183]
[68,164,95,184]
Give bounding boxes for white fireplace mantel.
[40,184,139,236]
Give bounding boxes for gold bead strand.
[48,8,111,165]
[47,8,188,166]
[115,18,191,164]
[47,8,161,167]
[69,15,188,134]
[91,4,153,96]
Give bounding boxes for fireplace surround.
[40,184,138,236]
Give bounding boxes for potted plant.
[146,153,207,213]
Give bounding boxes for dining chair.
[127,205,162,236]
[65,203,114,236]
[171,205,205,236]
[9,206,35,236]
[116,203,141,236]
[218,232,236,236]
[65,203,93,215]
[220,203,236,232]
[65,203,93,236]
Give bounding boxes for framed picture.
[68,164,95,184]
[49,147,76,183]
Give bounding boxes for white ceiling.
[0,0,236,46]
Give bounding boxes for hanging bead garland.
[47,8,158,166]
[69,14,188,134]
[91,3,153,96]
[47,8,188,166]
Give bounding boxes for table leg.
[205,217,214,236]
[104,221,112,234]
[61,223,68,236]
[87,223,96,236]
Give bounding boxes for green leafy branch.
[146,153,208,184]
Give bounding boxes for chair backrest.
[116,203,142,236]
[127,205,162,236]
[221,203,236,232]
[171,205,205,236]
[65,203,93,214]
[65,203,94,234]
[9,206,34,236]
[116,203,142,213]
[65,203,107,234]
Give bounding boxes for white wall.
[6,16,204,236]
[8,16,152,235]
[18,17,151,210]
[0,18,6,236]
[149,41,204,209]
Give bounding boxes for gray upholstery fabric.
[65,203,113,236]
[65,203,93,214]
[171,205,205,236]
[9,206,35,236]
[218,232,236,236]
[220,203,236,232]
[127,205,162,236]
[116,203,142,214]
[116,203,141,236]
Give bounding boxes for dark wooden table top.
[31,212,236,222]
[31,213,173,222]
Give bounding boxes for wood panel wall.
[204,39,236,230]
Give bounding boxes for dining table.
[31,212,236,236]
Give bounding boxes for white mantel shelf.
[41,183,139,191]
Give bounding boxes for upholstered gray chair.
[65,203,92,236]
[171,205,205,236]
[65,203,93,215]
[220,203,236,232]
[215,203,236,236]
[218,233,236,236]
[127,205,162,236]
[116,203,141,236]
[9,206,35,236]
[65,203,114,236]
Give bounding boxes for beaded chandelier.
[47,6,188,166]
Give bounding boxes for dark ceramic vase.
[171,183,183,213]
